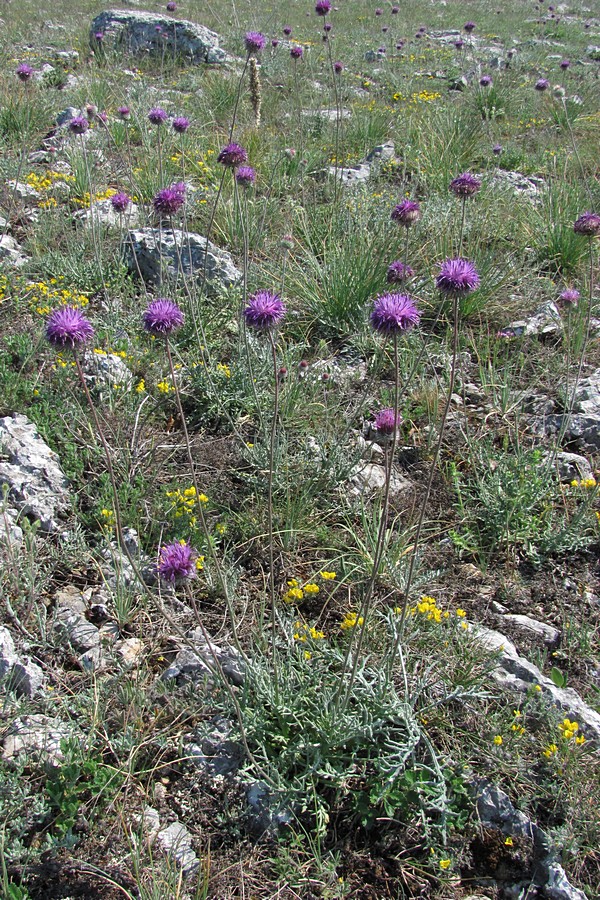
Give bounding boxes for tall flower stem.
[163,338,242,653]
[389,293,460,667]
[266,331,282,703]
[458,198,467,256]
[336,334,401,714]
[228,57,250,142]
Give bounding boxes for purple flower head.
[375,7,383,15]
[449,172,481,198]
[382,25,388,32]
[217,141,248,168]
[396,41,405,49]
[479,75,492,87]
[166,1,177,10]
[374,407,401,436]
[560,58,570,69]
[172,115,190,134]
[98,111,108,124]
[16,63,34,82]
[454,39,464,50]
[464,21,476,32]
[158,541,196,583]
[535,78,549,91]
[391,199,421,227]
[290,45,304,59]
[283,25,292,35]
[235,165,256,188]
[315,0,331,15]
[110,192,131,213]
[272,38,280,46]
[387,260,414,284]
[493,143,503,155]
[143,298,184,336]
[68,116,89,135]
[378,46,387,53]
[333,60,344,73]
[153,184,186,216]
[245,31,266,53]
[95,32,104,41]
[117,106,131,119]
[244,290,286,330]
[573,212,600,237]
[46,307,94,349]
[85,104,98,121]
[148,107,168,125]
[436,258,480,296]
[558,288,580,306]
[392,5,399,12]
[370,293,420,335]
[324,21,333,31]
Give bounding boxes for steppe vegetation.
[0,0,599,897]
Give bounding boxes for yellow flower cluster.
[0,274,8,304]
[100,508,115,529]
[412,596,448,623]
[320,571,336,580]
[157,380,174,394]
[293,621,325,642]
[166,485,208,528]
[340,611,363,630]
[26,169,75,193]
[558,718,584,743]
[543,742,559,758]
[72,187,117,208]
[216,362,231,378]
[570,477,597,489]
[283,572,335,603]
[28,278,90,316]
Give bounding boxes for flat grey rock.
[0,413,71,532]
[470,624,600,743]
[82,349,134,391]
[501,613,560,646]
[156,820,199,875]
[3,715,74,767]
[91,9,227,65]
[348,463,413,501]
[124,227,241,297]
[74,198,140,230]
[0,234,28,268]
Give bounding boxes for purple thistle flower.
[387,260,414,284]
[449,172,481,198]
[558,288,580,306]
[153,184,186,216]
[436,258,480,296]
[315,0,331,16]
[46,307,94,349]
[454,39,464,50]
[392,5,399,12]
[110,192,131,213]
[117,106,131,119]
[290,45,304,59]
[148,107,168,125]
[333,60,344,73]
[217,142,248,168]
[68,116,89,135]
[143,298,184,336]
[158,541,196,583]
[166,1,177,10]
[283,25,292,35]
[573,212,600,237]
[94,32,104,41]
[16,63,34,81]
[396,41,405,49]
[370,293,420,335]
[235,166,256,187]
[464,21,476,32]
[244,290,286,330]
[172,115,190,133]
[374,407,401,436]
[378,46,387,53]
[375,7,383,15]
[245,31,266,53]
[324,22,333,31]
[272,38,280,47]
[535,78,550,91]
[479,75,492,87]
[382,25,388,32]
[493,143,503,155]
[391,199,421,227]
[560,58,570,69]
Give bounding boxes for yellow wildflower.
[320,571,336,580]
[304,583,320,594]
[341,612,363,630]
[493,735,503,746]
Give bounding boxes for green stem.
[267,331,281,703]
[390,293,460,663]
